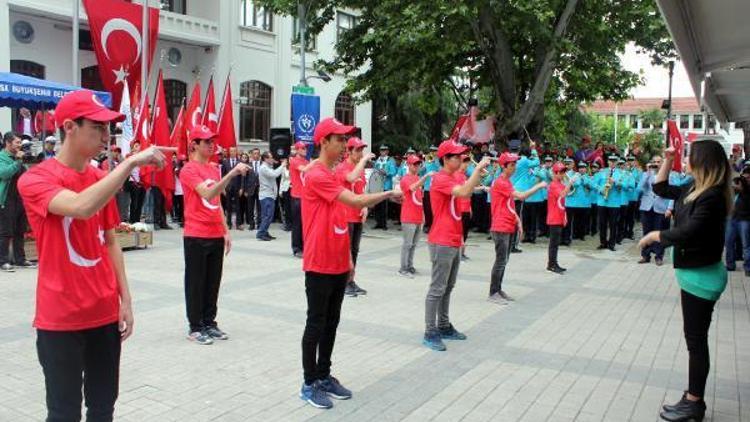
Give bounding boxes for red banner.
[202,77,218,132]
[667,120,684,172]
[152,71,174,211]
[83,0,159,106]
[216,76,237,150]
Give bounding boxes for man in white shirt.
[257,151,287,241]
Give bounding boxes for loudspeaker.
[270,128,292,160]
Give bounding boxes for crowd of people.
[2,89,744,422]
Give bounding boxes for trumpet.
[563,173,577,196]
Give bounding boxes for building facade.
[0,0,372,149]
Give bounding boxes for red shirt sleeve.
[18,168,64,219]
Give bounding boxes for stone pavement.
[0,223,748,421]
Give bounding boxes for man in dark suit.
[245,148,262,230]
[221,147,241,229]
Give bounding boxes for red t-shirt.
[490,176,518,233]
[455,172,471,213]
[302,162,350,274]
[179,161,226,238]
[547,180,567,226]
[335,160,366,224]
[18,159,121,331]
[289,156,309,199]
[400,174,424,224]
[428,170,463,247]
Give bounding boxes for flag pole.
[141,0,149,100]
[72,0,80,85]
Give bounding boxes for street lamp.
[297,2,332,87]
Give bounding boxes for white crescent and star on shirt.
[62,217,103,268]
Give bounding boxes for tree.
[259,0,676,144]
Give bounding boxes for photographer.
[0,132,35,272]
[725,165,750,275]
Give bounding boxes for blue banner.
[291,93,320,150]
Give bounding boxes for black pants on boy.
[183,237,225,333]
[680,289,716,398]
[291,197,304,254]
[37,322,121,422]
[302,271,347,385]
[126,181,145,224]
[423,191,433,231]
[548,225,562,267]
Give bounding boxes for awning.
[0,72,112,109]
[656,0,750,123]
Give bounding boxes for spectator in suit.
[247,148,262,229]
[221,147,242,229]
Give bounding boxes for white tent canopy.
[656,0,750,123]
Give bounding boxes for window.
[679,114,690,129]
[337,12,356,41]
[292,17,317,51]
[11,59,44,79]
[335,92,355,125]
[81,66,105,92]
[692,114,703,130]
[240,0,273,31]
[164,79,187,124]
[630,115,639,129]
[160,0,186,14]
[240,81,272,142]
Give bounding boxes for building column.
[0,0,11,128]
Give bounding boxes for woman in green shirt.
[640,139,732,422]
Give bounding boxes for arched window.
[164,79,187,123]
[81,66,105,92]
[335,92,355,125]
[239,80,272,142]
[11,60,44,79]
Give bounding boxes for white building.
[0,0,371,149]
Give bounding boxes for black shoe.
[351,282,367,295]
[561,241,571,247]
[344,283,358,297]
[257,236,272,241]
[546,265,564,274]
[597,245,607,250]
[608,246,616,251]
[293,251,303,258]
[726,265,736,271]
[659,394,705,422]
[267,235,277,240]
[555,264,567,272]
[510,248,522,254]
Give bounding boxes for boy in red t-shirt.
[488,152,546,305]
[18,90,167,421]
[423,140,490,352]
[398,155,432,278]
[547,162,572,274]
[180,125,250,345]
[289,142,311,257]
[334,137,375,296]
[300,118,400,409]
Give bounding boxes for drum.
[367,170,385,194]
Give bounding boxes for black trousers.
[302,271,347,384]
[348,222,363,267]
[471,194,489,233]
[548,225,562,266]
[37,323,121,422]
[225,188,240,227]
[680,289,716,398]
[461,212,471,243]
[172,194,184,223]
[562,208,575,244]
[510,200,524,249]
[423,191,434,230]
[125,182,145,224]
[617,205,628,242]
[537,200,549,237]
[183,237,224,332]
[589,204,599,236]
[247,192,260,227]
[598,206,620,248]
[281,190,292,229]
[625,201,638,237]
[374,200,388,228]
[569,207,589,240]
[291,197,304,254]
[151,187,167,228]
[0,203,27,265]
[522,202,541,241]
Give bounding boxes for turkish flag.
[172,104,188,160]
[152,71,174,212]
[83,0,159,106]
[216,76,237,150]
[185,82,203,135]
[202,77,218,132]
[134,96,152,189]
[667,120,684,172]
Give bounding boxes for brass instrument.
[470,156,498,177]
[564,172,577,196]
[602,168,614,200]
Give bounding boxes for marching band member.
[372,145,397,230]
[509,147,539,252]
[567,162,593,241]
[561,157,576,246]
[594,155,624,251]
[624,156,642,240]
[589,161,602,236]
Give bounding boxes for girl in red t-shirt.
[397,155,432,278]
[547,163,573,274]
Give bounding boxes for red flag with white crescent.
[82,0,159,106]
[152,71,174,211]
[135,96,152,189]
[216,75,237,150]
[202,77,218,132]
[171,103,187,160]
[185,82,203,136]
[667,120,684,172]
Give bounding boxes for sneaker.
[205,326,229,340]
[408,267,418,275]
[460,254,470,262]
[17,260,37,269]
[300,380,333,409]
[293,251,304,258]
[555,265,567,272]
[438,323,467,340]
[422,330,447,351]
[344,283,358,297]
[659,394,706,422]
[547,266,564,274]
[351,282,367,295]
[319,376,352,400]
[510,248,522,254]
[498,291,515,301]
[487,293,508,305]
[397,270,414,279]
[187,331,214,345]
[1,263,14,272]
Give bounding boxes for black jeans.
[589,204,598,236]
[522,202,540,241]
[373,200,388,228]
[281,190,292,229]
[126,182,145,224]
[423,191,433,230]
[246,192,260,227]
[681,289,716,398]
[37,323,121,422]
[302,271,347,384]
[461,212,471,243]
[490,232,511,295]
[225,188,240,227]
[598,206,619,248]
[291,197,304,254]
[548,225,562,267]
[151,187,167,228]
[172,194,184,223]
[348,222,363,267]
[510,200,524,249]
[183,237,225,332]
[0,203,26,265]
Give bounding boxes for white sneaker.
[1,263,14,273]
[487,293,508,305]
[397,270,414,279]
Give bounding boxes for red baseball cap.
[437,139,468,158]
[347,137,367,150]
[294,141,307,150]
[313,117,356,145]
[54,90,124,128]
[552,162,566,173]
[406,155,423,165]
[498,152,520,166]
[189,125,216,142]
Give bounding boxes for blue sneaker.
[300,380,333,409]
[422,330,447,351]
[319,376,352,400]
[439,324,467,340]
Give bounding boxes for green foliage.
[590,115,634,149]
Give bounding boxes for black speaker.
[270,128,292,160]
